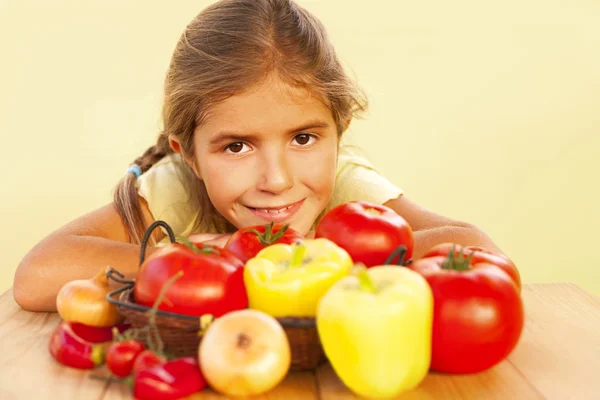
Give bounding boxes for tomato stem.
[248,222,290,246]
[441,245,473,271]
[267,223,288,243]
[90,374,125,383]
[175,235,201,254]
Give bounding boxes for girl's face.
[191,78,339,235]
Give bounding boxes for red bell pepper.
[70,322,131,343]
[49,321,105,369]
[133,357,206,400]
[131,350,166,375]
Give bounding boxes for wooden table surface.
[1,283,599,400]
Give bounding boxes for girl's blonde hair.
[114,0,369,244]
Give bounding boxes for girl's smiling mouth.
[246,199,305,223]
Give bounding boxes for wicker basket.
[106,281,326,371]
[108,284,325,371]
[106,220,327,371]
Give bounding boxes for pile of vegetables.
[50,201,523,399]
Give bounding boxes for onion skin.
[198,309,291,397]
[56,266,124,327]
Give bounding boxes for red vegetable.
[407,248,524,374]
[49,321,105,369]
[132,350,166,375]
[422,242,521,292]
[134,240,247,317]
[225,222,304,263]
[315,201,414,267]
[133,357,206,400]
[106,339,145,378]
[70,322,131,343]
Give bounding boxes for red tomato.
[407,252,524,374]
[106,339,145,378]
[422,243,521,292]
[132,350,166,375]
[134,241,248,317]
[225,222,304,263]
[315,201,414,267]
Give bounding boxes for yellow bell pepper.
[243,238,353,317]
[317,266,433,399]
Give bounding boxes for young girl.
[14,0,503,312]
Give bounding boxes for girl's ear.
[168,135,183,154]
[169,134,203,179]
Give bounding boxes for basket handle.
[383,245,412,266]
[106,268,134,286]
[139,220,177,266]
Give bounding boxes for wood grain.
[507,283,600,399]
[316,359,543,400]
[0,289,110,400]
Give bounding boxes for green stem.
[90,345,105,366]
[248,222,289,246]
[175,236,201,254]
[264,222,274,243]
[268,223,288,243]
[290,242,306,267]
[355,265,376,293]
[145,270,184,357]
[176,236,219,256]
[441,245,473,271]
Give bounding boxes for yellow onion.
[56,266,124,327]
[199,309,291,396]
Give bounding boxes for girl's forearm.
[412,223,504,260]
[13,235,152,313]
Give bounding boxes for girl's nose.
[257,150,294,194]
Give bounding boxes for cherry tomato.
[106,339,145,377]
[225,222,304,263]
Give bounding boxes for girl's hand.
[187,233,232,248]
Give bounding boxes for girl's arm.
[13,200,157,313]
[383,195,505,259]
[14,198,232,313]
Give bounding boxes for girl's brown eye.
[295,134,311,145]
[227,142,244,153]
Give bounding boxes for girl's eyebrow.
[208,119,331,147]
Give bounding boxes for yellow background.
[1,1,599,295]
